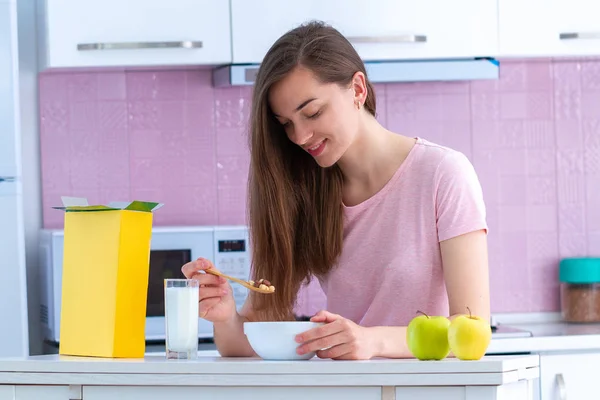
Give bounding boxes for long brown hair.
[247,20,377,321]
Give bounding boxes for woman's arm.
[299,229,490,359]
[441,229,490,322]
[367,229,490,358]
[213,298,257,357]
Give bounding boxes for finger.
[295,317,344,344]
[182,257,216,278]
[316,343,352,360]
[309,310,328,322]
[297,331,347,355]
[181,260,198,278]
[197,257,216,271]
[310,310,340,324]
[190,273,226,286]
[199,297,221,318]
[198,285,228,300]
[182,259,204,278]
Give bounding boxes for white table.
[0,353,539,400]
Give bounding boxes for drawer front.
[0,386,14,400]
[43,0,231,68]
[83,386,381,400]
[15,386,71,400]
[232,0,498,63]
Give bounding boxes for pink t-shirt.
[318,138,488,327]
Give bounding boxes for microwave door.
[146,249,193,318]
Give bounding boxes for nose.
[289,123,313,146]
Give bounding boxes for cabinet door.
[0,0,28,359]
[15,386,71,400]
[40,0,231,69]
[540,352,600,400]
[83,386,381,400]
[231,0,498,64]
[0,0,18,177]
[499,0,600,57]
[0,189,28,358]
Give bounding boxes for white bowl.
[243,321,324,360]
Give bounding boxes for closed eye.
[278,110,320,127]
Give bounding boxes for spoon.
[204,268,274,294]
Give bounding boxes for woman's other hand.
[294,310,376,360]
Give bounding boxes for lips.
[306,139,326,157]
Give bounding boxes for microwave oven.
[39,225,251,344]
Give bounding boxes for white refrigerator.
[0,0,30,357]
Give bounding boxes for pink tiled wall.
[39,59,600,316]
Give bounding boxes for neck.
[337,115,411,188]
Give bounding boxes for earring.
[355,100,361,110]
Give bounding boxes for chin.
[309,143,344,168]
[313,155,340,169]
[316,160,335,168]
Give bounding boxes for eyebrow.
[273,98,317,118]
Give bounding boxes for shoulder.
[415,137,470,165]
[410,138,477,182]
[413,139,487,241]
[411,138,483,202]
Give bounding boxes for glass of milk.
[164,279,200,360]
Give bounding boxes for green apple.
[406,311,451,360]
[448,307,492,361]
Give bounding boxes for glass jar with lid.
[559,258,600,323]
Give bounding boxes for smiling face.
[268,66,366,168]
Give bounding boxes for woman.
[182,20,490,360]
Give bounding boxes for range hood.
[212,58,499,87]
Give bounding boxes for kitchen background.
[38,58,600,318]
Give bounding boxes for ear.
[350,71,368,108]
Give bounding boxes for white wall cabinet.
[499,0,600,57]
[231,0,499,64]
[538,351,600,400]
[34,0,600,71]
[37,0,232,69]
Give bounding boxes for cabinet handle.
[556,373,567,400]
[346,34,427,44]
[77,40,203,51]
[559,32,600,40]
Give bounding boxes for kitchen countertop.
[146,322,600,356]
[487,317,600,354]
[47,314,600,357]
[143,322,600,356]
[507,321,600,337]
[143,320,600,357]
[0,353,539,387]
